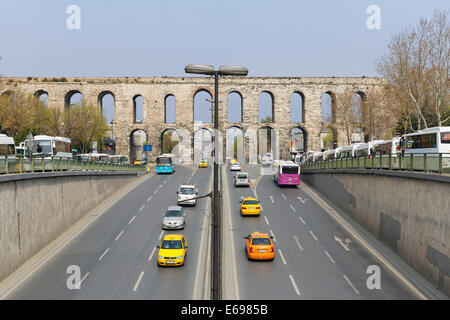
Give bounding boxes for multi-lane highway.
[222,164,421,300]
[1,163,436,300]
[4,165,212,299]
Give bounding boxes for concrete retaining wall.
[0,171,138,282]
[301,169,450,297]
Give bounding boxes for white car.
[234,172,250,187]
[230,162,241,171]
[177,185,198,206]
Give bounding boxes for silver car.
[162,206,186,230]
[234,172,250,187]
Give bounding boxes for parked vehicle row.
[303,127,450,167]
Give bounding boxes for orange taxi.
[244,232,275,261]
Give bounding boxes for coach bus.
[272,160,300,186]
[24,135,72,159]
[400,127,450,170]
[0,134,16,159]
[156,153,176,174]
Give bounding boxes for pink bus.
[272,160,300,186]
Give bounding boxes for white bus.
[324,147,341,160]
[110,155,128,165]
[86,153,111,163]
[339,143,362,158]
[0,134,16,159]
[373,138,401,157]
[354,140,384,158]
[25,135,72,159]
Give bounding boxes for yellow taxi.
[199,159,208,168]
[245,232,275,261]
[230,158,238,165]
[133,159,142,166]
[240,197,261,216]
[156,234,188,267]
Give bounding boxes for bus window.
[406,133,436,149]
[281,166,298,174]
[0,144,15,156]
[441,132,450,144]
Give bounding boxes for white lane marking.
[98,248,110,261]
[264,216,269,225]
[309,230,319,242]
[297,196,305,204]
[334,235,351,251]
[133,271,145,292]
[270,196,274,203]
[298,216,306,225]
[139,205,145,212]
[343,274,360,295]
[289,274,301,296]
[324,250,336,264]
[128,216,136,224]
[270,230,277,242]
[260,205,264,212]
[114,230,124,241]
[158,230,165,240]
[301,182,427,300]
[153,189,158,194]
[278,249,287,265]
[289,204,296,212]
[294,236,304,251]
[282,194,287,200]
[158,184,162,189]
[163,180,167,184]
[147,196,152,202]
[148,247,156,261]
[75,272,89,290]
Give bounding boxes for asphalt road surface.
[222,164,419,300]
[6,165,212,299]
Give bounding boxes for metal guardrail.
[301,153,449,174]
[0,155,146,174]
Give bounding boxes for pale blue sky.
[0,0,448,77]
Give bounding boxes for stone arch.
[226,126,245,163]
[32,90,48,107]
[129,129,148,163]
[98,91,115,124]
[133,95,144,123]
[258,125,276,159]
[227,91,243,123]
[64,90,83,108]
[193,89,213,123]
[289,126,307,154]
[161,128,180,154]
[321,91,336,123]
[259,91,274,123]
[165,94,176,124]
[193,127,213,163]
[290,91,304,123]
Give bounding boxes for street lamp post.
[363,101,373,141]
[185,64,248,300]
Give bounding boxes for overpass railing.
[301,153,449,174]
[0,156,146,175]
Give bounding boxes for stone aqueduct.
[1,77,385,163]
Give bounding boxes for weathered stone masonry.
[0,77,385,162]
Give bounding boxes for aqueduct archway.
[0,76,385,163]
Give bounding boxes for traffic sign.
[143,145,152,152]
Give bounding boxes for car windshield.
[252,238,271,245]
[180,188,195,195]
[243,200,258,205]
[161,240,183,249]
[237,174,247,179]
[281,166,298,174]
[165,210,182,217]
